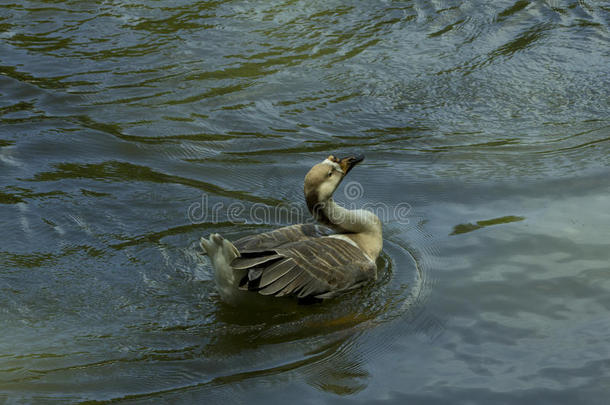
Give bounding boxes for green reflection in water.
[450,215,526,235]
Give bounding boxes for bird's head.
[304,154,364,209]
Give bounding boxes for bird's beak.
[328,154,365,175]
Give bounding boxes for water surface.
[1,0,609,403]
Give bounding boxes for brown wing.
[231,237,377,299]
[233,224,334,252]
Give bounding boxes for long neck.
[310,197,383,260]
[321,198,377,233]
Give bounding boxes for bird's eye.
[327,171,332,177]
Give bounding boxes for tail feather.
[200,237,212,255]
[200,233,244,303]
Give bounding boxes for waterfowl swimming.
[200,155,382,304]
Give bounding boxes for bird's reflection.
[201,290,378,395]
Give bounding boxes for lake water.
[1,0,609,403]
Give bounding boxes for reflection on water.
[1,0,609,402]
[450,215,525,235]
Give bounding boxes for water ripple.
[1,0,609,402]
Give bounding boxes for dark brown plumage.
[231,224,376,299]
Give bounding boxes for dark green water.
[1,0,609,403]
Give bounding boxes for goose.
[200,155,382,304]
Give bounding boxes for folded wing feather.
[234,224,334,253]
[231,227,376,299]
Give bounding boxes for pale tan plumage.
[200,155,383,303]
